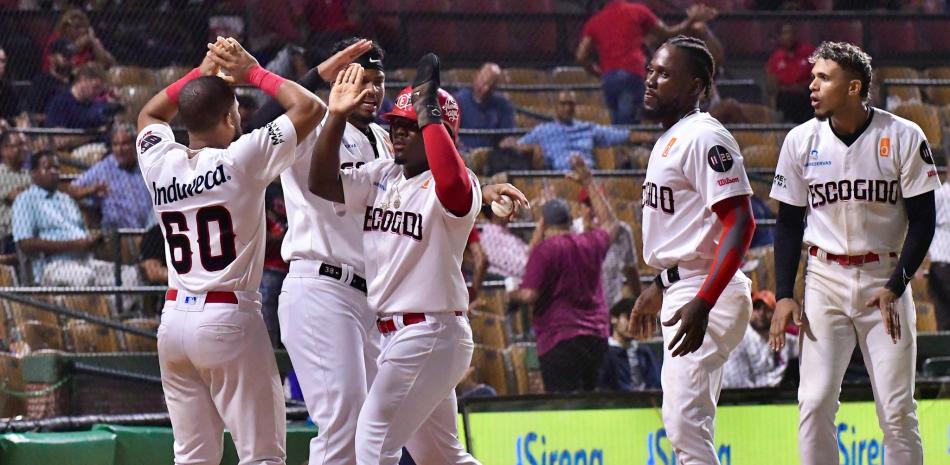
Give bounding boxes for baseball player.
[769,41,936,465]
[627,36,756,465]
[243,38,526,465]
[309,54,481,465]
[136,38,323,465]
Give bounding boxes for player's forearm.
[774,202,806,300]
[585,178,621,240]
[138,77,184,130]
[308,111,346,203]
[246,68,326,131]
[696,196,755,306]
[422,124,472,216]
[886,191,936,296]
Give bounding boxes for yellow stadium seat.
[9,298,59,327]
[575,104,611,125]
[123,318,159,352]
[733,131,779,150]
[66,319,120,353]
[470,309,508,350]
[18,320,64,352]
[892,103,942,147]
[923,68,950,105]
[108,66,157,87]
[876,66,922,105]
[738,103,778,124]
[916,303,936,333]
[472,344,510,395]
[506,68,547,85]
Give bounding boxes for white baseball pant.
[356,313,480,465]
[798,255,922,465]
[660,269,751,465]
[157,290,286,465]
[278,260,380,465]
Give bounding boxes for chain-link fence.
[0,4,949,415]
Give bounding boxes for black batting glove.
[411,53,442,129]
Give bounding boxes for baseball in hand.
[491,195,514,217]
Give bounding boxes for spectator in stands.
[749,195,775,248]
[28,39,73,120]
[237,94,260,134]
[12,150,139,288]
[0,47,22,124]
[43,9,115,72]
[261,183,288,348]
[43,63,117,130]
[766,23,815,124]
[138,223,167,285]
[598,298,661,392]
[67,124,152,230]
[722,290,797,388]
[928,158,950,330]
[574,186,641,306]
[480,204,529,284]
[465,228,488,303]
[576,1,717,124]
[508,90,637,169]
[456,62,515,151]
[0,131,31,251]
[508,156,619,393]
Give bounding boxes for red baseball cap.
[383,86,461,140]
[752,290,777,310]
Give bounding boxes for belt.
[376,312,464,335]
[808,246,897,266]
[165,289,238,304]
[655,265,681,289]
[319,263,367,294]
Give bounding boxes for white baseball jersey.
[280,116,393,272]
[641,111,753,270]
[137,115,299,293]
[340,159,480,315]
[770,108,940,255]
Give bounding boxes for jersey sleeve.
[226,114,299,185]
[340,158,387,214]
[683,128,753,210]
[899,127,941,198]
[136,123,176,172]
[770,131,809,206]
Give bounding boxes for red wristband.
[165,67,202,104]
[247,65,286,98]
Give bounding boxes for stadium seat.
[0,353,27,418]
[715,20,768,58]
[594,147,617,170]
[505,68,547,85]
[550,178,583,202]
[508,342,544,394]
[601,177,641,201]
[923,67,950,105]
[472,344,510,395]
[474,287,506,316]
[891,103,942,147]
[512,177,543,203]
[738,103,778,124]
[18,320,64,352]
[443,67,479,86]
[66,319,120,353]
[59,294,113,319]
[875,67,922,105]
[733,131,779,149]
[552,67,598,85]
[575,104,610,125]
[155,66,191,88]
[0,264,16,286]
[869,20,919,57]
[742,144,780,169]
[108,66,157,87]
[118,85,161,125]
[506,91,553,108]
[470,309,508,350]
[122,318,158,352]
[9,298,59,327]
[916,303,936,333]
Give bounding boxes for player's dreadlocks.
[665,35,716,100]
[809,41,873,101]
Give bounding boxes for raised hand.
[206,37,260,86]
[329,64,372,116]
[482,183,530,220]
[410,53,442,129]
[317,39,374,83]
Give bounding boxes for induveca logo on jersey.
[152,164,232,206]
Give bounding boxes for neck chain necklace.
[381,173,405,210]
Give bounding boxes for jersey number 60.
[160,206,237,274]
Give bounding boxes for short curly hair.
[809,41,873,101]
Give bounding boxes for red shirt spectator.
[581,1,658,78]
[767,42,815,87]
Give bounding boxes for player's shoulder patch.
[920,140,935,165]
[706,145,734,173]
[138,131,163,154]
[264,121,285,146]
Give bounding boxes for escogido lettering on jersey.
[363,206,423,240]
[807,179,900,208]
[152,164,231,206]
[642,181,675,214]
[514,432,604,465]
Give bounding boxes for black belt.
[654,265,681,290]
[319,263,367,294]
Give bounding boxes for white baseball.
[491,195,514,217]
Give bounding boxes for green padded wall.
[0,430,116,465]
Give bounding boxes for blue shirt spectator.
[12,153,91,281]
[456,63,515,150]
[42,63,113,129]
[69,124,153,229]
[517,91,630,170]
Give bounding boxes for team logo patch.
[920,141,935,165]
[265,122,285,146]
[879,137,890,157]
[706,145,733,173]
[138,133,162,154]
[804,148,831,167]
